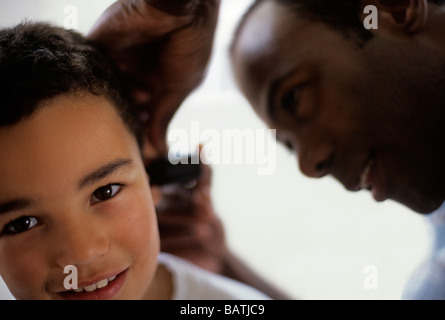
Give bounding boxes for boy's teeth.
[108,276,116,282]
[73,275,117,293]
[96,279,108,289]
[84,283,98,292]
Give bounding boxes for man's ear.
[363,0,428,34]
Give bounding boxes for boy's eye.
[3,216,39,235]
[91,184,123,204]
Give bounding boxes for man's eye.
[281,87,302,117]
[3,216,39,235]
[284,141,294,153]
[91,184,123,204]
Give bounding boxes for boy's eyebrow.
[0,199,34,216]
[0,159,133,216]
[79,158,133,189]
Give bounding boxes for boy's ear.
[363,0,428,34]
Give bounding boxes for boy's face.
[0,93,160,299]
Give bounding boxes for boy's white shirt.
[1,252,270,300]
[158,252,270,300]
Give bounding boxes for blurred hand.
[155,163,229,273]
[154,161,293,299]
[87,0,220,154]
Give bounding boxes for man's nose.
[297,142,334,179]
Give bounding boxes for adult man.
[230,0,445,215]
[231,0,445,299]
[229,0,445,299]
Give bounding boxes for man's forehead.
[233,1,307,90]
[234,0,319,64]
[232,2,298,117]
[234,3,284,76]
[236,2,281,56]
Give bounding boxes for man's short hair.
[233,0,445,48]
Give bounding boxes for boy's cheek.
[0,249,49,299]
[109,188,159,255]
[107,193,159,299]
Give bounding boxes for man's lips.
[354,152,388,202]
[337,149,386,200]
[342,153,375,192]
[359,157,374,191]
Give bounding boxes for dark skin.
[155,162,227,273]
[231,0,445,214]
[88,0,220,155]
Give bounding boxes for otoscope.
[146,154,202,186]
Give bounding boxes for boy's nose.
[54,216,109,268]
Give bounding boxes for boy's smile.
[0,92,162,299]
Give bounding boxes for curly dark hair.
[233,0,445,48]
[0,22,144,148]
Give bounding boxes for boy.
[0,22,269,300]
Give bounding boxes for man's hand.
[155,163,229,273]
[154,162,291,299]
[87,0,220,154]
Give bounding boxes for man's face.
[0,93,159,299]
[231,1,445,213]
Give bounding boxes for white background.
[0,0,431,300]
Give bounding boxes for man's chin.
[398,194,444,215]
